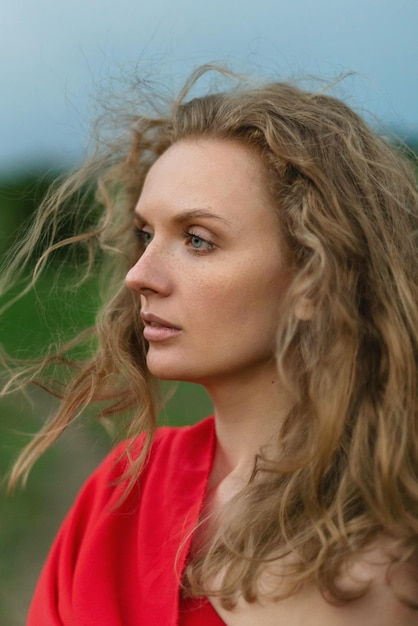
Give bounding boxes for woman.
[3,66,418,624]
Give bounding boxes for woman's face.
[126,139,291,387]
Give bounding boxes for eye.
[134,227,153,246]
[183,230,215,253]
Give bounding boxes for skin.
[126,138,292,473]
[125,139,416,625]
[126,139,290,387]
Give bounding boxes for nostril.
[138,286,158,296]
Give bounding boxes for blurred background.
[1,0,417,623]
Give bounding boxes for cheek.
[176,273,241,341]
[191,262,287,333]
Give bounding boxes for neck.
[204,361,291,486]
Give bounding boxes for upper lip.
[141,312,181,330]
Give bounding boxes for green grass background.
[0,271,212,624]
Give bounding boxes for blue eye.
[134,228,153,246]
[190,235,207,249]
[183,230,214,253]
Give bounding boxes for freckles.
[184,273,237,330]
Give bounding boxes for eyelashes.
[181,229,215,253]
[133,227,152,246]
[133,227,216,255]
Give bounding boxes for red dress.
[28,417,225,626]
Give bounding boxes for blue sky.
[1,0,417,173]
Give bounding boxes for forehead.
[137,138,277,227]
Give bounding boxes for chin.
[146,354,191,382]
[145,355,211,384]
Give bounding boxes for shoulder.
[73,415,216,512]
[213,539,418,626]
[329,539,418,625]
[115,414,215,479]
[95,414,214,470]
[28,418,215,622]
[46,417,215,560]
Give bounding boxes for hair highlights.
[2,66,418,606]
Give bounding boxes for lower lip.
[143,325,182,342]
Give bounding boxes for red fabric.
[28,417,225,626]
[179,597,223,626]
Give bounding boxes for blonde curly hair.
[2,66,418,608]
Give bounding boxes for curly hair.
[2,65,418,607]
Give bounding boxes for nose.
[125,243,172,297]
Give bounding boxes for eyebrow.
[134,208,232,227]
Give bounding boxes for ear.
[295,297,314,321]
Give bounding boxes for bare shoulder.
[210,539,418,626]
[334,539,418,626]
[357,582,418,626]
[211,580,418,626]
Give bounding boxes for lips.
[141,312,181,329]
[141,312,182,342]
